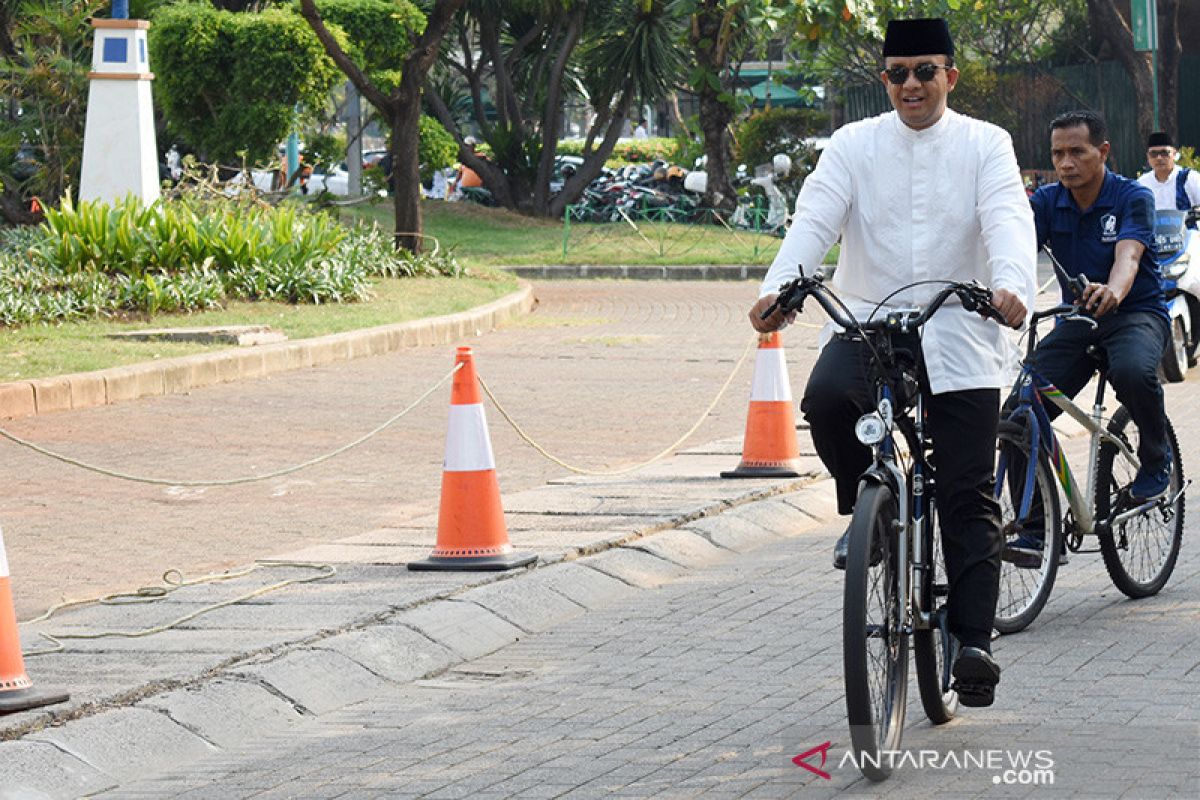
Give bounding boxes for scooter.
[1153,208,1200,382]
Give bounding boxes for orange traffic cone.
[408,347,537,572]
[0,526,69,715]
[721,331,802,478]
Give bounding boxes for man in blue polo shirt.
[1021,111,1170,531]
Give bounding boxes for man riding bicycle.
[749,18,1036,707]
[1008,111,1172,565]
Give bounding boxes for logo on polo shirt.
[1100,213,1118,242]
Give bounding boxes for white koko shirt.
[761,109,1037,395]
[1136,165,1200,211]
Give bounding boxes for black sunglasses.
[1148,148,1173,158]
[884,63,950,85]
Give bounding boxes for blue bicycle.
[993,298,1188,633]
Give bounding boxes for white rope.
[479,335,758,475]
[22,561,336,656]
[0,363,461,487]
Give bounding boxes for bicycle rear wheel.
[843,482,907,781]
[994,420,1062,634]
[913,499,958,724]
[1095,408,1185,598]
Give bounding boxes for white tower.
[78,15,160,204]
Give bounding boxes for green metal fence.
[843,57,1200,178]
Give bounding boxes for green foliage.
[0,0,100,206]
[734,108,828,172]
[305,0,424,91]
[149,5,342,165]
[418,115,457,179]
[0,196,463,325]
[556,137,680,164]
[1178,147,1200,172]
[303,132,344,173]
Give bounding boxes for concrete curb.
[501,264,768,281]
[0,282,536,421]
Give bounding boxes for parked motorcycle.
[1153,208,1200,382]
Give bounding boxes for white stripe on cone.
[443,404,497,472]
[0,527,8,578]
[750,349,793,402]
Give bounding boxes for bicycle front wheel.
[994,420,1062,634]
[1095,408,1185,598]
[843,482,908,782]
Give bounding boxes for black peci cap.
[1147,131,1174,149]
[882,18,954,58]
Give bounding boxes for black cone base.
[0,685,70,715]
[408,552,538,572]
[720,464,802,479]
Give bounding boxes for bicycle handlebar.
[761,272,1009,333]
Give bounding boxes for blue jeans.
[1027,310,1170,473]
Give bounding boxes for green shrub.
[0,196,464,325]
[556,137,680,165]
[733,107,829,176]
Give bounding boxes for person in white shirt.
[748,17,1036,708]
[1137,131,1200,219]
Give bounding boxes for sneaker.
[951,646,1001,707]
[1129,456,1172,503]
[1002,533,1044,569]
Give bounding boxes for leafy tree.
[299,0,466,252]
[0,0,100,223]
[150,4,341,166]
[427,0,686,219]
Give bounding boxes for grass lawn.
[2,197,838,383]
[0,269,518,382]
[339,199,827,268]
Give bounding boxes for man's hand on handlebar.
[989,288,1027,329]
[1077,280,1124,317]
[750,294,795,333]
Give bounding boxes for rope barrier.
[478,334,758,475]
[0,363,461,487]
[22,561,336,656]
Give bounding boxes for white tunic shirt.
[1136,166,1200,211]
[761,109,1037,395]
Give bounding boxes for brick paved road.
[103,476,1200,799]
[3,281,829,618]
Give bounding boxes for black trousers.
[801,337,1002,651]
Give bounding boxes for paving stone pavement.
[91,484,1200,799]
[2,271,1198,798]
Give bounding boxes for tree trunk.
[1086,0,1156,141]
[390,101,423,253]
[1158,0,1181,139]
[690,3,737,213]
[548,90,633,220]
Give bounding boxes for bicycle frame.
[1000,350,1143,539]
[860,368,935,633]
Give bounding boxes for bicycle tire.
[993,420,1062,634]
[843,482,907,781]
[1095,408,1185,598]
[913,498,959,724]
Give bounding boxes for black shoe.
[951,646,1001,707]
[832,526,883,571]
[833,529,850,570]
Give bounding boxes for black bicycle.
[764,271,1008,781]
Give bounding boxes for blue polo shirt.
[1030,170,1167,319]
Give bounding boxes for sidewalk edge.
[0,282,535,421]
